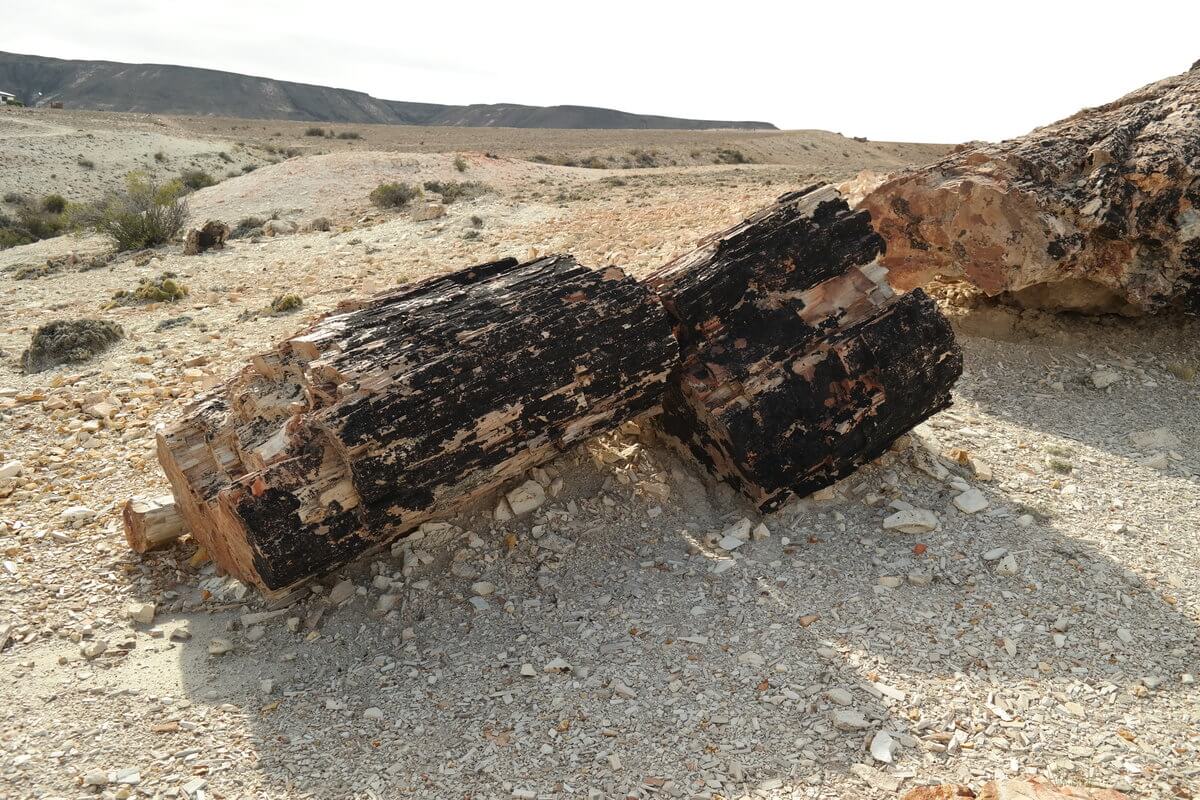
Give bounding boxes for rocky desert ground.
[0,106,1197,800]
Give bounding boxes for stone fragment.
[125,602,156,625]
[1091,369,1120,389]
[0,460,22,479]
[327,579,356,605]
[995,553,1019,577]
[831,708,870,730]
[506,480,546,515]
[207,638,234,655]
[882,508,938,533]
[878,575,903,588]
[952,488,988,514]
[543,657,572,673]
[471,581,496,597]
[825,688,853,706]
[1129,427,1180,450]
[869,730,896,763]
[717,535,746,551]
[721,518,753,541]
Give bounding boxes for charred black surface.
[158,255,678,594]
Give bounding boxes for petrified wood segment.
[862,61,1200,315]
[123,494,189,553]
[650,186,962,510]
[158,256,678,594]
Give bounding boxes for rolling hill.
[0,51,776,130]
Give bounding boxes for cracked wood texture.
[649,186,963,511]
[862,60,1200,315]
[158,256,678,595]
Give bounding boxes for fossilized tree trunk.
[862,61,1200,315]
[649,185,963,510]
[158,256,677,595]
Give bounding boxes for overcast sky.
[3,0,1197,142]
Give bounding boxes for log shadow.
[158,428,1199,798]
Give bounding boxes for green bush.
[41,194,67,214]
[3,192,25,205]
[70,172,189,251]
[453,155,468,172]
[22,319,124,373]
[370,182,421,209]
[180,169,216,191]
[304,127,325,137]
[421,180,492,204]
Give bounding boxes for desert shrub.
[0,201,68,250]
[241,164,258,174]
[714,148,751,165]
[41,194,67,214]
[453,155,468,172]
[580,156,608,169]
[304,127,325,137]
[600,176,627,187]
[77,157,95,169]
[3,192,25,205]
[461,230,481,240]
[230,216,265,239]
[470,214,483,227]
[113,272,188,304]
[70,172,189,251]
[21,319,124,373]
[307,217,332,232]
[270,293,303,313]
[421,180,492,204]
[154,151,166,162]
[370,182,421,209]
[336,131,361,140]
[180,169,216,191]
[218,151,233,162]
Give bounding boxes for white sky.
[3,0,1197,142]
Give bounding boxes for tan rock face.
[863,62,1200,315]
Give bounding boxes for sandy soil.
[0,112,1197,800]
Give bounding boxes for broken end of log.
[123,494,189,553]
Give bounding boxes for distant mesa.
[0,51,777,130]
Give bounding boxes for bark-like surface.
[183,220,230,256]
[158,256,677,594]
[862,61,1200,315]
[122,495,188,553]
[650,186,962,510]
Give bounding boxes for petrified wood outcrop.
[862,61,1200,315]
[649,186,962,510]
[183,220,230,255]
[157,256,677,594]
[123,495,188,553]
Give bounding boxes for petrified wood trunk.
[158,256,677,594]
[862,61,1200,315]
[123,495,189,553]
[649,186,962,511]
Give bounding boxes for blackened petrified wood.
[649,186,963,510]
[157,256,678,594]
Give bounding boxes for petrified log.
[157,255,677,595]
[862,61,1200,315]
[123,494,189,553]
[649,186,962,510]
[183,220,230,255]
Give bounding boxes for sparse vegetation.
[462,230,481,240]
[453,155,468,172]
[241,164,258,174]
[77,157,95,169]
[70,172,189,251]
[304,127,325,137]
[1166,361,1196,382]
[336,131,361,140]
[270,293,303,313]
[21,319,124,374]
[218,151,233,162]
[180,169,217,191]
[470,214,484,228]
[230,216,266,239]
[113,272,189,304]
[0,197,69,250]
[3,192,25,205]
[370,182,421,209]
[41,194,67,214]
[714,148,751,164]
[154,150,166,162]
[421,180,492,204]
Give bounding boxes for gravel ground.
[0,139,1197,800]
